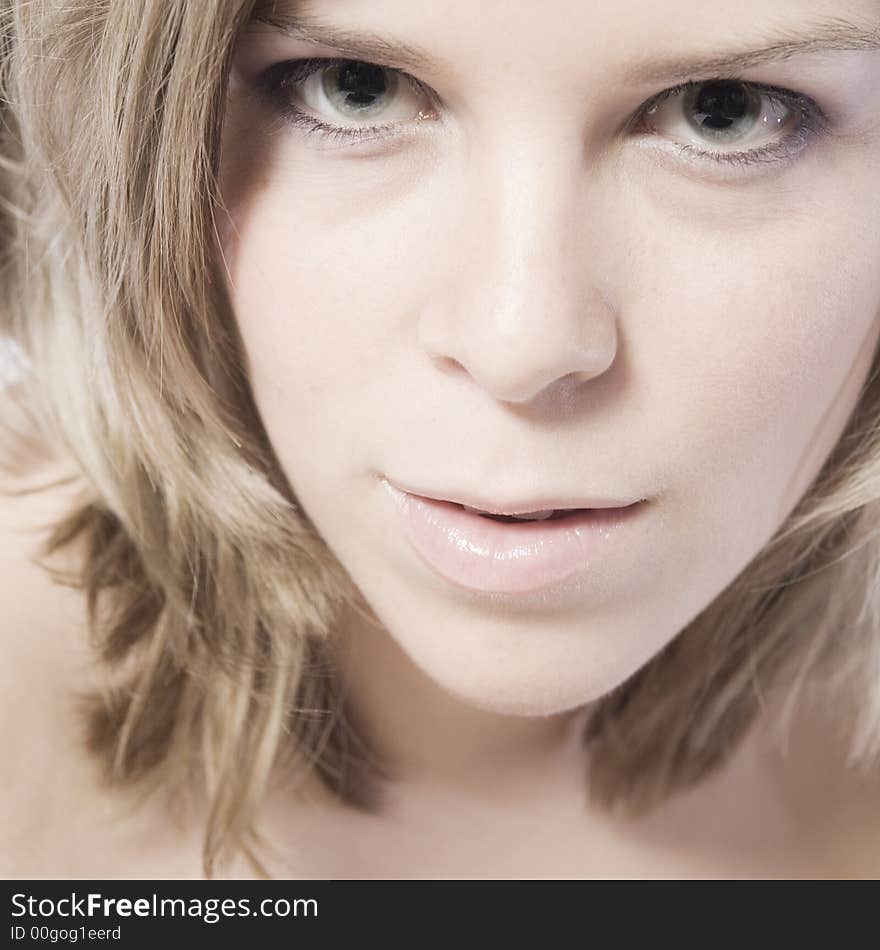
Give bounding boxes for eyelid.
[623,78,831,170]
[256,57,832,171]
[628,78,830,132]
[259,57,439,122]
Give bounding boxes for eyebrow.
[629,16,880,83]
[249,5,880,84]
[250,4,442,73]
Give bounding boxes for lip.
[381,478,648,594]
[386,481,644,516]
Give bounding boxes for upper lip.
[386,479,646,516]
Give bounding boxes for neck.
[328,599,595,798]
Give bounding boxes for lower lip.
[381,480,647,594]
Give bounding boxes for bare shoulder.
[0,390,86,565]
[0,373,103,638]
[0,378,96,649]
[0,384,114,876]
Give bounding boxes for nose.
[417,133,619,406]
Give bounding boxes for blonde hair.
[1,0,879,877]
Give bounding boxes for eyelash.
[258,56,830,169]
[632,79,828,169]
[260,57,435,146]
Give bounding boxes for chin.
[395,623,647,719]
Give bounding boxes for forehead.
[249,0,880,73]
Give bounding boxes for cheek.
[218,172,420,490]
[629,187,880,548]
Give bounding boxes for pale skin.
[3,0,880,877]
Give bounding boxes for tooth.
[513,510,556,521]
[462,505,556,521]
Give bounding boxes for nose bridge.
[422,127,618,405]
[487,137,584,315]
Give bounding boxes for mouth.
[381,479,648,595]
[388,480,645,519]
[460,505,588,523]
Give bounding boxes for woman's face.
[218,0,880,718]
